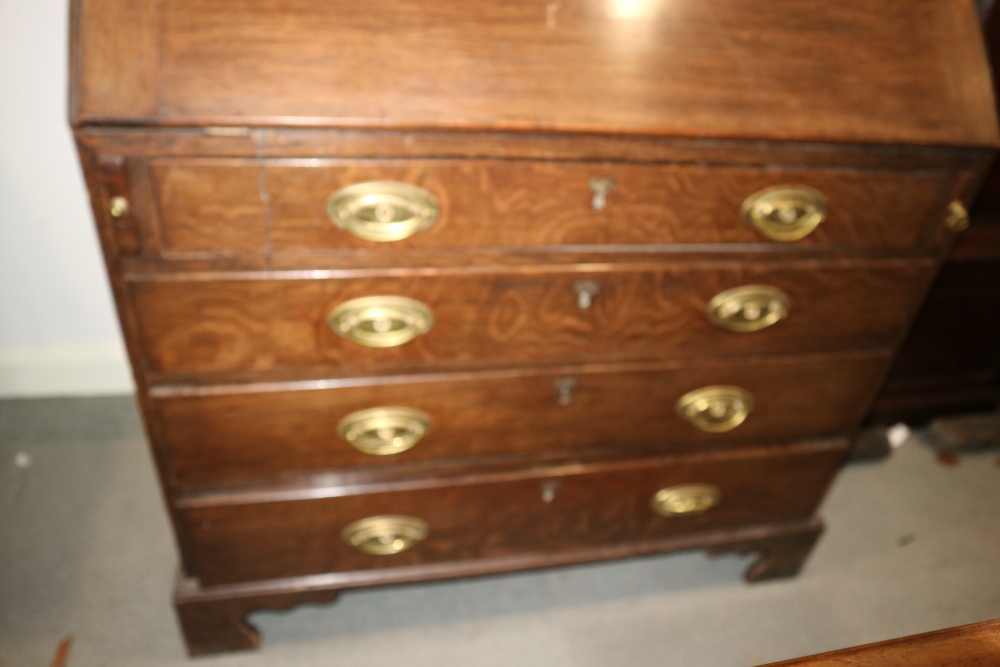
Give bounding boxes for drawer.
[132,260,933,375]
[148,158,956,254]
[177,441,846,586]
[155,351,887,487]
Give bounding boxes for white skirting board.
[0,342,134,398]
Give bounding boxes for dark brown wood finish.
[155,351,887,488]
[71,0,997,148]
[758,618,1000,667]
[76,127,995,171]
[174,518,822,655]
[70,0,999,655]
[862,3,1000,431]
[145,158,958,255]
[129,261,934,375]
[178,441,845,586]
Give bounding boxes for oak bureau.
[70,0,998,655]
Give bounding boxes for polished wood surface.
[174,518,822,655]
[77,127,994,170]
[864,3,1000,428]
[71,0,998,147]
[145,158,958,254]
[178,441,845,586]
[130,261,933,375]
[70,0,999,654]
[759,618,1000,667]
[155,352,887,487]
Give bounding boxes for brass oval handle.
[341,515,430,555]
[676,385,754,433]
[327,295,434,348]
[650,484,721,516]
[740,185,828,241]
[337,406,432,455]
[706,285,790,332]
[326,181,440,242]
[945,200,969,232]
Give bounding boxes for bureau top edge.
[73,126,995,172]
[69,0,1000,150]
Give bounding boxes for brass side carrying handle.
[337,406,432,455]
[706,285,790,332]
[676,385,754,433]
[945,200,969,232]
[327,295,434,348]
[108,196,129,218]
[650,484,721,516]
[326,181,440,242]
[341,515,429,555]
[740,185,828,241]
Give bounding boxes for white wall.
[0,0,133,397]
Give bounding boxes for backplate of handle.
[326,181,440,242]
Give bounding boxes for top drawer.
[148,158,956,255]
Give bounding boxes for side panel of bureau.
[130,261,934,375]
[178,441,847,586]
[154,351,888,487]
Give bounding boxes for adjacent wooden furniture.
[758,618,1000,666]
[70,0,999,655]
[864,0,1000,435]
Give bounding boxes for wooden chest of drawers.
[70,0,998,655]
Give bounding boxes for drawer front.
[132,261,933,375]
[149,159,955,254]
[179,442,846,585]
[156,352,887,487]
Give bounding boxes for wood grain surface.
[178,441,846,585]
[154,351,888,488]
[76,127,995,171]
[71,0,999,147]
[129,260,934,375]
[759,618,1000,667]
[173,518,823,655]
[143,158,957,254]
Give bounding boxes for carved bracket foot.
[706,518,824,582]
[174,576,340,656]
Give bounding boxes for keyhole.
[554,377,578,406]
[541,481,561,503]
[589,178,615,211]
[574,280,600,310]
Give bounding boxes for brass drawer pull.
[342,515,429,555]
[337,406,431,455]
[651,484,721,516]
[327,295,433,348]
[741,185,827,241]
[706,285,790,332]
[676,385,754,433]
[945,200,969,232]
[326,181,440,242]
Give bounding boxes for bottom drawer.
[178,440,846,586]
